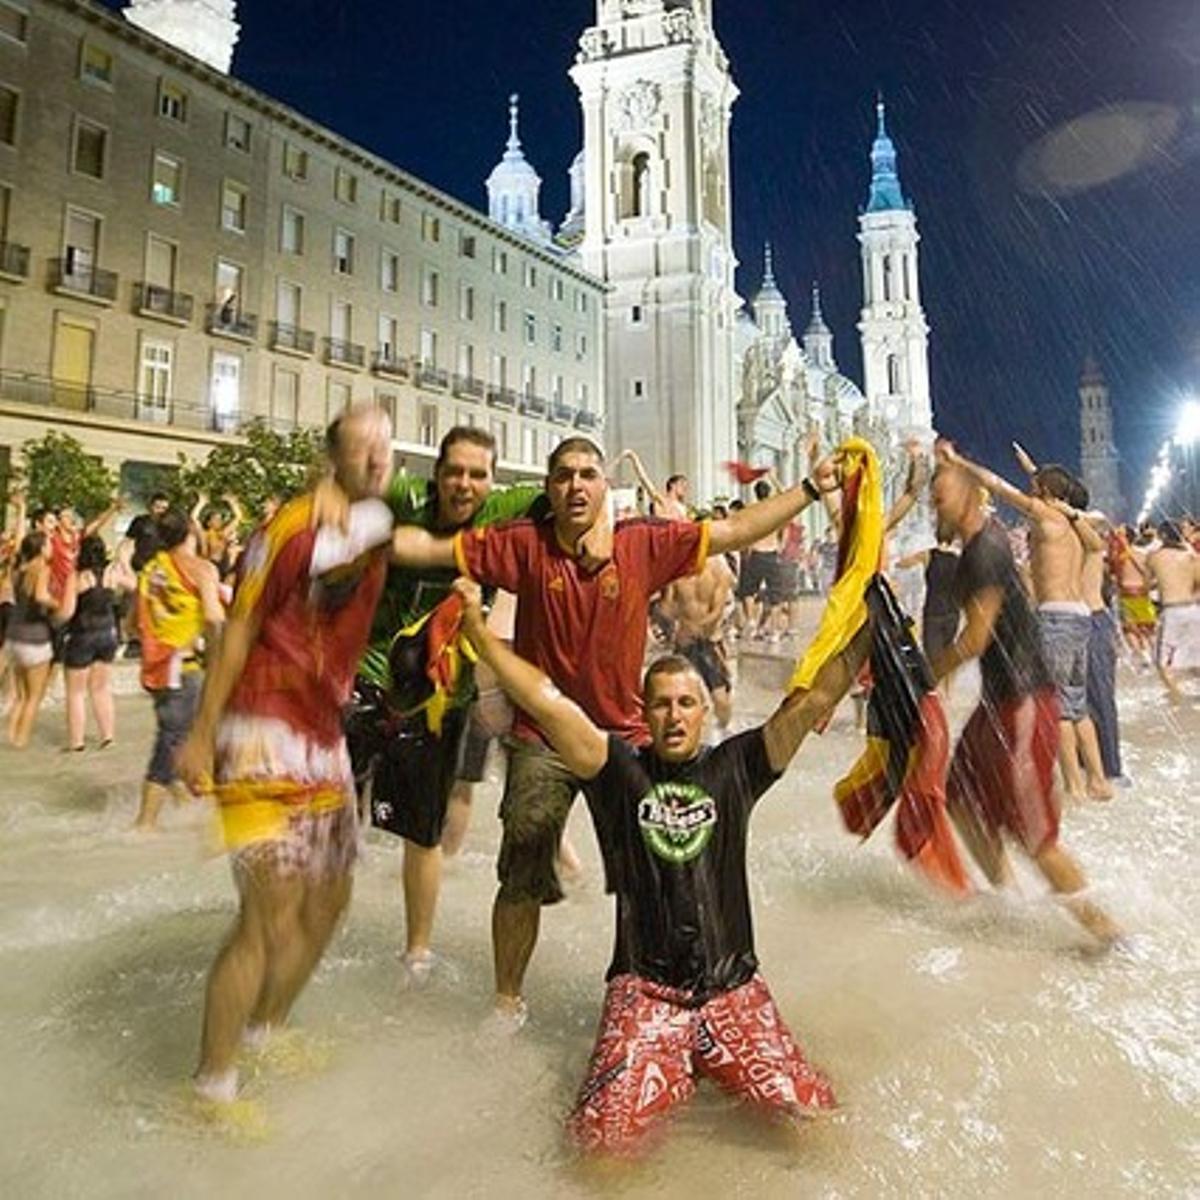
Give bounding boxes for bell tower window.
[632,153,651,217]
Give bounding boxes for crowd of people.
[1,408,1197,1158]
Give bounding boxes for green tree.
[20,430,118,518]
[176,419,326,524]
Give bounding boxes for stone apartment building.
[0,0,606,504]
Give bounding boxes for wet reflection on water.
[0,670,1196,1198]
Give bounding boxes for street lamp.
[1173,397,1200,515]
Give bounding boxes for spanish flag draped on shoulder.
[790,437,970,897]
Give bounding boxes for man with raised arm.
[941,443,1111,800]
[452,576,865,1156]
[928,450,1121,946]
[388,436,840,1028]
[177,405,396,1107]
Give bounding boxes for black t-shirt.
[584,729,781,1001]
[923,547,960,623]
[955,520,1050,703]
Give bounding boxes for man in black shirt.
[453,578,867,1156]
[929,455,1120,946]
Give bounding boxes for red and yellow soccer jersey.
[455,517,709,745]
[227,496,388,746]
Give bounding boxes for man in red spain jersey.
[390,437,840,1029]
[177,405,396,1105]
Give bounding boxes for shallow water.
[0,665,1197,1199]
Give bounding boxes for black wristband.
[801,477,820,502]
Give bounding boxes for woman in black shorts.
[62,535,119,750]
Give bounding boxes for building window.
[882,255,894,302]
[459,282,475,322]
[551,277,564,303]
[0,2,28,45]
[225,112,251,152]
[158,81,187,123]
[380,192,402,224]
[381,249,400,293]
[151,152,181,206]
[283,142,308,181]
[209,351,241,432]
[576,381,589,411]
[631,153,651,217]
[421,267,439,307]
[457,342,475,379]
[272,366,300,429]
[522,426,536,465]
[551,373,564,405]
[419,327,437,366]
[139,338,173,410]
[491,351,506,388]
[575,290,589,314]
[72,119,107,179]
[576,331,588,359]
[551,323,563,353]
[331,299,352,343]
[522,362,536,400]
[221,181,247,233]
[630,304,643,326]
[490,417,508,459]
[378,313,399,355]
[334,167,358,204]
[0,85,19,146]
[492,247,507,275]
[333,228,354,275]
[459,233,476,259]
[523,262,537,289]
[63,207,100,278]
[276,280,301,327]
[493,299,507,334]
[631,378,646,402]
[421,212,440,242]
[887,354,902,395]
[418,402,438,447]
[280,205,304,254]
[80,42,113,87]
[144,234,177,292]
[215,258,243,310]
[523,311,536,346]
[327,378,352,422]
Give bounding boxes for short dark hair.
[753,479,771,501]
[547,437,605,475]
[436,426,496,474]
[156,508,191,551]
[642,654,707,699]
[1033,464,1076,503]
[149,491,170,506]
[1158,520,1184,547]
[325,414,344,456]
[17,531,46,565]
[77,534,109,574]
[665,474,687,492]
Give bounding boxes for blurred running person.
[61,535,120,751]
[1146,521,1200,704]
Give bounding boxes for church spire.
[866,95,910,213]
[804,281,835,369]
[486,92,552,245]
[752,242,788,337]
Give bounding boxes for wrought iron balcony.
[416,361,449,391]
[324,337,365,368]
[205,302,258,342]
[134,282,194,324]
[269,322,316,356]
[371,349,409,377]
[519,393,547,418]
[0,241,30,280]
[49,258,118,303]
[452,374,485,400]
[574,409,600,432]
[486,386,518,411]
[550,402,577,425]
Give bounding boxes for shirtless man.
[614,450,689,521]
[658,553,736,730]
[1112,525,1155,666]
[1146,521,1200,703]
[737,479,785,641]
[945,445,1111,800]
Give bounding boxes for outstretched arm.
[708,452,840,556]
[455,580,609,780]
[84,499,119,539]
[614,449,665,511]
[938,441,1040,517]
[391,525,458,570]
[885,440,928,533]
[762,624,871,772]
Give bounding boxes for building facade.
[1079,356,1123,519]
[0,0,606,506]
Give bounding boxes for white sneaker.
[399,950,437,990]
[481,998,528,1037]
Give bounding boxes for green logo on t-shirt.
[637,781,717,864]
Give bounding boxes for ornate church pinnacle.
[507,93,522,153]
[811,280,823,321]
[866,93,910,214]
[763,241,776,287]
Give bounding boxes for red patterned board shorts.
[567,973,836,1156]
[946,688,1061,857]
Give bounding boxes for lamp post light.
[1175,398,1200,516]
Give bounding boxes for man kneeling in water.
[453,578,867,1156]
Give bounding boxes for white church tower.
[486,94,553,246]
[1079,356,1124,518]
[124,0,239,74]
[857,99,932,436]
[570,0,739,499]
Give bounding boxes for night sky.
[104,0,1200,503]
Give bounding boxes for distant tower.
[804,282,836,371]
[124,0,239,74]
[486,94,552,246]
[753,244,789,339]
[857,98,931,436]
[1079,356,1124,518]
[571,0,739,500]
